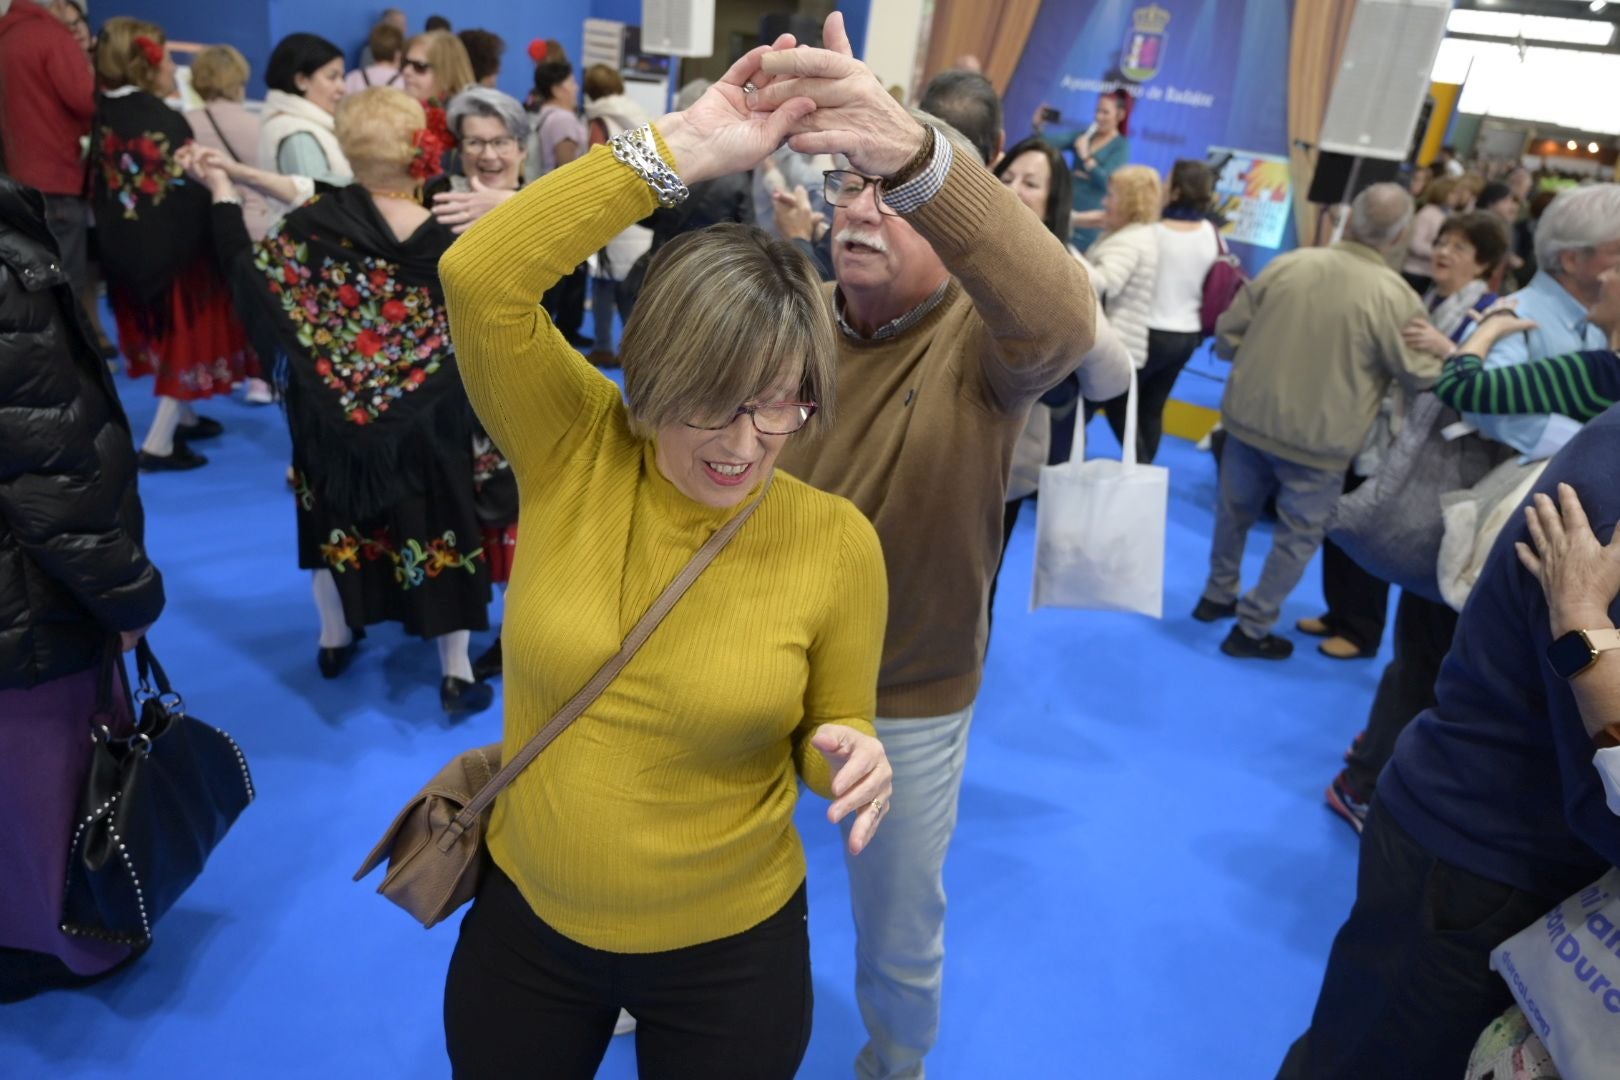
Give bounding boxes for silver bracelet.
[609,124,689,209]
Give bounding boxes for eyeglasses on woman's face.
[462,136,519,155]
[685,402,818,435]
[823,170,900,217]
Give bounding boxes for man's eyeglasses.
[685,402,819,435]
[823,170,900,217]
[462,136,519,155]
[403,59,433,75]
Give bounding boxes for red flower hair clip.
[409,128,447,182]
[133,34,164,67]
[528,39,548,64]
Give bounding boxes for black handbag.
[59,640,256,948]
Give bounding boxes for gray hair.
[907,108,979,169]
[446,86,530,143]
[1534,183,1620,271]
[675,79,711,112]
[918,70,1001,166]
[1347,182,1414,249]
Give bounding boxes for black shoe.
[1220,626,1294,660]
[317,641,360,679]
[441,677,494,717]
[1192,597,1238,623]
[177,415,224,441]
[472,637,502,682]
[138,442,208,472]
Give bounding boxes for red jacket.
[0,3,96,196]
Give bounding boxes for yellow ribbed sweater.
[439,139,887,954]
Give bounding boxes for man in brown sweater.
[763,17,1117,1078]
[1195,183,1441,659]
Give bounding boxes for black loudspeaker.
[1307,152,1403,205]
[760,15,822,48]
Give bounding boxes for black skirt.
[292,437,491,640]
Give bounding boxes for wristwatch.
[1547,628,1620,680]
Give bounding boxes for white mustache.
[835,228,888,253]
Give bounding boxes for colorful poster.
[1210,148,1292,250]
[1004,0,1298,270]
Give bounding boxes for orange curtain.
[1288,0,1359,243]
[922,0,1044,96]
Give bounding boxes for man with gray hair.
[1460,182,1620,459]
[1195,183,1441,658]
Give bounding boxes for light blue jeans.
[843,703,975,1080]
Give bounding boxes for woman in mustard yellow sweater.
[437,42,893,1079]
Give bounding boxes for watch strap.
[1585,628,1620,655]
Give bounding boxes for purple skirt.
[0,665,134,975]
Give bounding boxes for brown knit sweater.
[778,150,1097,718]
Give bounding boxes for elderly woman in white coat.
[1084,164,1162,452]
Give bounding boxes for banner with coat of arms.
[1005,0,1298,268]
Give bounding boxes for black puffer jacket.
[0,176,164,689]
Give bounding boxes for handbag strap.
[437,478,774,849]
[202,108,245,165]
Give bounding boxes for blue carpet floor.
[0,353,1385,1077]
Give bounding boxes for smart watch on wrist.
[1547,628,1620,680]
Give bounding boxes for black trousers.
[1091,328,1204,465]
[444,862,812,1080]
[1277,800,1558,1080]
[542,263,589,342]
[1317,472,1390,654]
[1345,591,1459,794]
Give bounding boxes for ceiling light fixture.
[1568,140,1579,150]
[1446,9,1616,46]
[1591,142,1603,153]
[1591,1,1608,14]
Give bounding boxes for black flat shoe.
[472,637,502,682]
[317,641,360,679]
[177,415,224,440]
[1220,626,1294,660]
[138,443,208,472]
[1192,597,1238,623]
[441,677,494,717]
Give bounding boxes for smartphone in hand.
[1040,106,1062,124]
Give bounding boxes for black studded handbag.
[59,640,256,949]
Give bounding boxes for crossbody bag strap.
[437,477,774,848]
[202,108,244,165]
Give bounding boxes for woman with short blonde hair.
[183,86,496,714]
[185,45,276,263]
[1083,164,1163,447]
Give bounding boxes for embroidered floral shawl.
[218,185,472,519]
[89,90,210,327]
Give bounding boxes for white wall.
[862,0,929,98]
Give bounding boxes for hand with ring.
[812,723,894,856]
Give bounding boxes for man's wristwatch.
[1547,628,1620,680]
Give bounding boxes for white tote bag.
[1030,369,1168,617]
[1490,867,1620,1080]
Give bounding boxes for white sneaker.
[243,378,275,405]
[614,1009,636,1036]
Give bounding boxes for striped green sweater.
[1436,350,1620,423]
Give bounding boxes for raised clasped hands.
[658,12,929,186]
[175,143,237,199]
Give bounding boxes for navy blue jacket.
[1380,406,1620,898]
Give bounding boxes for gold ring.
[870,797,886,816]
